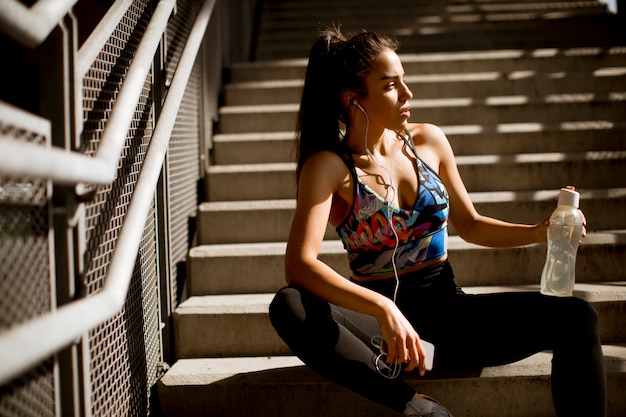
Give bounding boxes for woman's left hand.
[539,186,587,243]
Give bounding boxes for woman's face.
[356,49,413,131]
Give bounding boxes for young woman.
[269,27,606,417]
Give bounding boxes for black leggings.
[269,261,606,416]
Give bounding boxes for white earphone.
[351,95,402,372]
[351,96,401,304]
[352,99,367,115]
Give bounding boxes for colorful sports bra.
[336,131,449,277]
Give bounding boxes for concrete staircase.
[158,1,626,416]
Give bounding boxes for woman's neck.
[345,127,391,157]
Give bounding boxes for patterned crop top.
[336,132,449,277]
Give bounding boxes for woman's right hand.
[376,299,428,376]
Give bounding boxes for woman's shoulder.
[406,122,447,144]
[299,150,354,225]
[404,123,456,168]
[300,150,352,187]
[303,149,350,169]
[407,123,454,152]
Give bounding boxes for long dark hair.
[295,26,399,181]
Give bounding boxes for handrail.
[0,0,217,386]
[76,0,135,79]
[0,101,51,142]
[0,0,176,185]
[0,0,79,48]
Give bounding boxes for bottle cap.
[557,188,580,208]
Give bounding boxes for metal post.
[39,11,87,417]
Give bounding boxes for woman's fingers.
[416,341,427,376]
[378,307,427,375]
[383,334,427,376]
[403,337,426,376]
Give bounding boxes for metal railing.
[0,0,174,185]
[0,0,217,387]
[0,0,80,48]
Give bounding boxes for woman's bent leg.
[548,296,606,417]
[409,291,606,417]
[269,286,416,412]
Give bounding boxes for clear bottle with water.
[540,188,584,296]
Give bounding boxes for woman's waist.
[351,258,458,299]
[351,254,448,282]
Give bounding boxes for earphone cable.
[358,103,401,304]
[356,103,403,379]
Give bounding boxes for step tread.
[176,281,626,314]
[224,70,626,107]
[214,122,626,140]
[233,46,626,72]
[161,343,626,386]
[219,92,626,111]
[226,68,626,90]
[190,229,626,258]
[198,199,295,211]
[207,151,626,173]
[197,188,626,212]
[213,131,294,142]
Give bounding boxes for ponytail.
[294,26,399,182]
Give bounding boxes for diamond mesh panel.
[165,0,202,305]
[79,0,161,415]
[0,120,55,415]
[0,359,56,417]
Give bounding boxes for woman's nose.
[401,82,413,101]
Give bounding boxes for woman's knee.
[567,296,598,326]
[554,296,600,343]
[269,286,330,331]
[269,286,301,326]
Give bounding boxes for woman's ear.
[341,89,358,110]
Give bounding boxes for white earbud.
[353,100,367,116]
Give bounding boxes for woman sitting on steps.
[269,26,606,417]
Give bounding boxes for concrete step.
[442,124,626,158]
[196,188,626,244]
[205,152,626,201]
[255,16,625,59]
[161,344,626,416]
[258,1,440,20]
[259,10,626,58]
[393,14,626,53]
[159,344,626,417]
[224,68,626,106]
[212,131,294,164]
[218,97,626,134]
[212,127,626,165]
[258,0,607,20]
[256,11,615,49]
[173,282,626,358]
[230,47,626,83]
[187,231,626,295]
[409,68,626,100]
[257,17,616,55]
[258,6,611,35]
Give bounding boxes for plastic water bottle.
[540,188,584,297]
